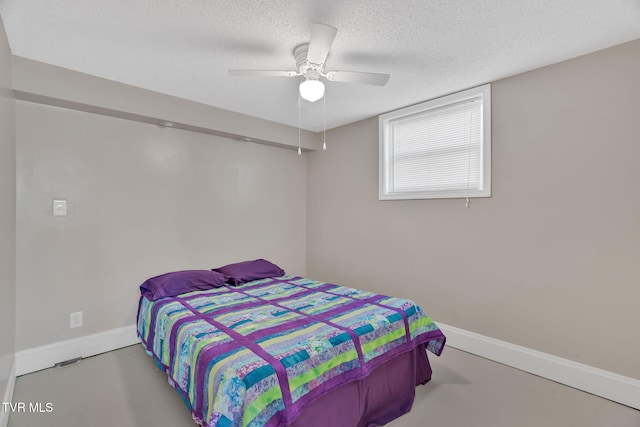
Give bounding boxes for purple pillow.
[212,259,285,286]
[140,270,228,301]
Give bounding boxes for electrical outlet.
[70,311,83,328]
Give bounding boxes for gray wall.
[0,16,16,396]
[10,27,640,382]
[307,39,640,379]
[16,101,307,351]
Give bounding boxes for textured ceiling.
[1,0,639,132]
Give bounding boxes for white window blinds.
[379,84,491,200]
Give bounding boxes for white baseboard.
[437,322,640,410]
[1,357,16,427]
[15,325,138,377]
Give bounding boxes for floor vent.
[54,357,82,368]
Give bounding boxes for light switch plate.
[53,200,67,216]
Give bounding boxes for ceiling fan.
[229,24,390,103]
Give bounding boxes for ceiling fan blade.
[307,24,337,64]
[325,70,390,86]
[229,70,298,77]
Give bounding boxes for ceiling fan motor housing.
[294,43,323,80]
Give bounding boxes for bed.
[137,268,445,427]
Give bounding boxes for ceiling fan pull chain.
[323,93,327,151]
[298,91,302,156]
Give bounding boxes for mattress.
[137,274,445,427]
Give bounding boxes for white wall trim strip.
[15,325,138,377]
[438,322,640,410]
[0,358,16,427]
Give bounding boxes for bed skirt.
[290,345,432,427]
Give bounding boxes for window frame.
[379,84,492,201]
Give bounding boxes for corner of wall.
[0,11,17,414]
[0,357,16,427]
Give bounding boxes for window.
[379,84,491,200]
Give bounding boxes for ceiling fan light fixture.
[299,78,325,102]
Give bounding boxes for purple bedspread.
[138,275,445,426]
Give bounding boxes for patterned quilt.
[137,275,446,427]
